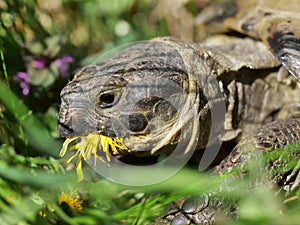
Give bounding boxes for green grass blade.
[0,76,61,157]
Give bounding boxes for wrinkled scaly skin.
[197,0,300,82]
[158,119,300,225]
[57,0,300,224]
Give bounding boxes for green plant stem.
[0,81,61,156]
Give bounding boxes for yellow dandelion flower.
[58,191,84,213]
[59,134,127,181]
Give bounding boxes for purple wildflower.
[13,72,30,95]
[55,55,74,78]
[34,59,45,69]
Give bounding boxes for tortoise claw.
[266,27,300,82]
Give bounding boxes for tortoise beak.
[57,100,75,137]
[57,110,92,137]
[57,122,74,137]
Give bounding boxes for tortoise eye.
[99,93,116,108]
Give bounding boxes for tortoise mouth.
[57,122,75,138]
[57,120,117,138]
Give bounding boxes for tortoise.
[57,0,300,224]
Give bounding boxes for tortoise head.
[58,39,200,153]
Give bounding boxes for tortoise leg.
[157,194,236,225]
[157,119,300,225]
[259,17,300,82]
[217,118,300,173]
